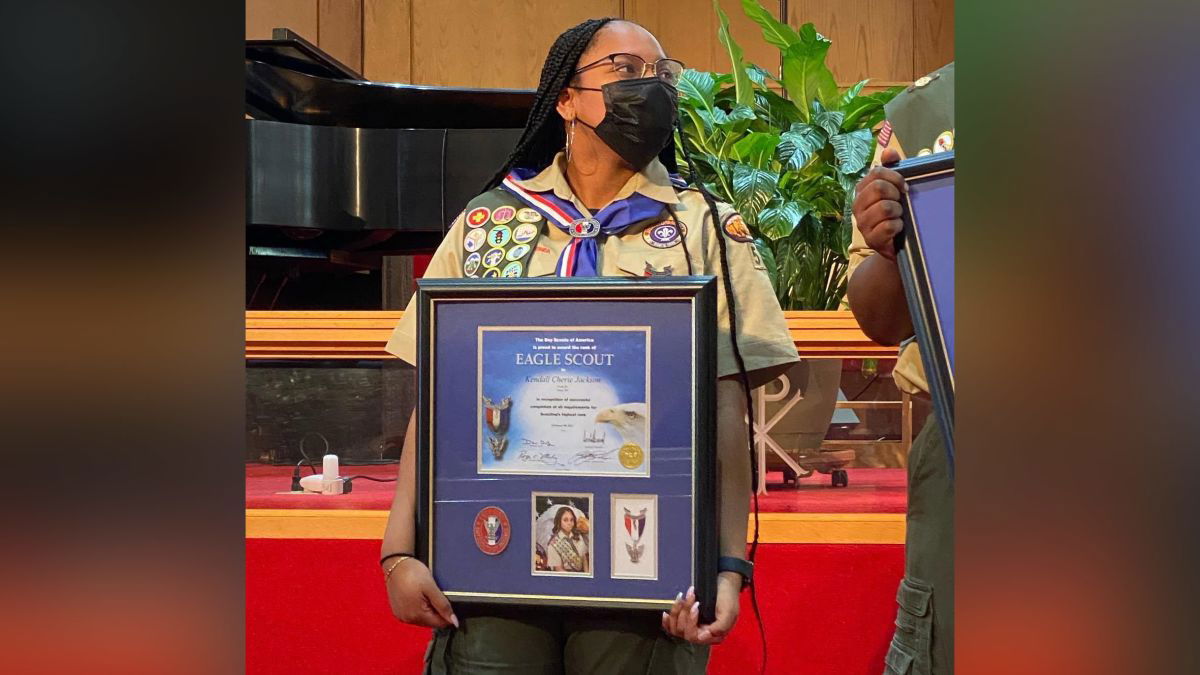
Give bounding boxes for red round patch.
[466,207,491,228]
[473,506,511,555]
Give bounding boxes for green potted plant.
[675,0,902,484]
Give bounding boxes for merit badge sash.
[460,191,547,279]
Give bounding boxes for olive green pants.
[423,606,708,675]
[884,419,954,675]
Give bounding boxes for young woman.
[545,507,590,574]
[380,17,799,673]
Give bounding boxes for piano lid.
[246,30,536,129]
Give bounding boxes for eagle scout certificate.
[477,327,651,477]
[415,278,719,620]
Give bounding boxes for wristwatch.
[717,556,754,589]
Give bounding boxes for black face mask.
[574,77,678,170]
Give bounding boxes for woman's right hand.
[384,557,459,629]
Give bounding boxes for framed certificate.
[895,151,955,469]
[415,277,718,621]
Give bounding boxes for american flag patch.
[877,121,893,148]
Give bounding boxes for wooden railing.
[245,310,897,360]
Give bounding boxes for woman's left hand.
[661,571,742,645]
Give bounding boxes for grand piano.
[246,29,535,309]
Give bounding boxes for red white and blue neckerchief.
[500,168,687,277]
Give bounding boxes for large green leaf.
[756,199,811,240]
[840,87,902,130]
[731,163,778,216]
[776,124,825,171]
[839,79,869,108]
[812,106,845,137]
[714,1,754,107]
[697,107,729,130]
[731,131,781,170]
[678,69,718,109]
[739,0,802,50]
[830,128,873,174]
[781,42,839,118]
[756,88,802,128]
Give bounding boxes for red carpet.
[246,464,906,514]
[246,538,902,674]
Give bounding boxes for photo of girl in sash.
[532,494,592,576]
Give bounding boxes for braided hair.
[483,17,617,190]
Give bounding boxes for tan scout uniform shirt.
[385,152,799,388]
[846,62,954,396]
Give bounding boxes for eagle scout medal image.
[642,220,681,249]
[463,251,482,277]
[463,228,486,252]
[476,328,650,477]
[618,442,644,469]
[516,207,542,223]
[568,217,600,238]
[512,222,539,244]
[488,225,512,248]
[610,494,657,579]
[466,206,491,228]
[721,213,753,242]
[491,205,516,225]
[473,506,511,555]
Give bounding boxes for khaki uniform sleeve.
[383,212,467,365]
[705,203,800,388]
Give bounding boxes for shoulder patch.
[720,212,754,243]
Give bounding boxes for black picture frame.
[415,276,719,622]
[894,151,955,471]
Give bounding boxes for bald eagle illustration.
[594,402,648,445]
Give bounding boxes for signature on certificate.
[517,450,564,467]
[521,438,556,448]
[571,448,616,465]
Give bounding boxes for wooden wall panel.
[317,0,363,73]
[246,0,318,41]
[788,0,914,87]
[913,0,953,77]
[410,0,621,88]
[625,0,784,77]
[363,0,412,83]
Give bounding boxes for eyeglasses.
[574,53,685,87]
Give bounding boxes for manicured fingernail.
[697,629,711,641]
[675,591,683,602]
[686,585,695,599]
[662,611,669,621]
[450,614,460,628]
[691,601,699,615]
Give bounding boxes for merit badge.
[506,244,531,261]
[512,223,539,244]
[934,130,954,153]
[568,217,601,238]
[623,507,647,564]
[516,208,543,223]
[491,205,517,225]
[619,442,645,470]
[482,248,505,268]
[464,228,486,252]
[488,225,512,248]
[463,251,482,277]
[643,221,681,249]
[482,267,500,278]
[917,148,933,157]
[501,261,524,277]
[721,213,754,243]
[466,207,491,228]
[474,506,511,555]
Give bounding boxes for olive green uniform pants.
[423,607,709,674]
[884,419,954,674]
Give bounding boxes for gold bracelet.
[384,555,414,582]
